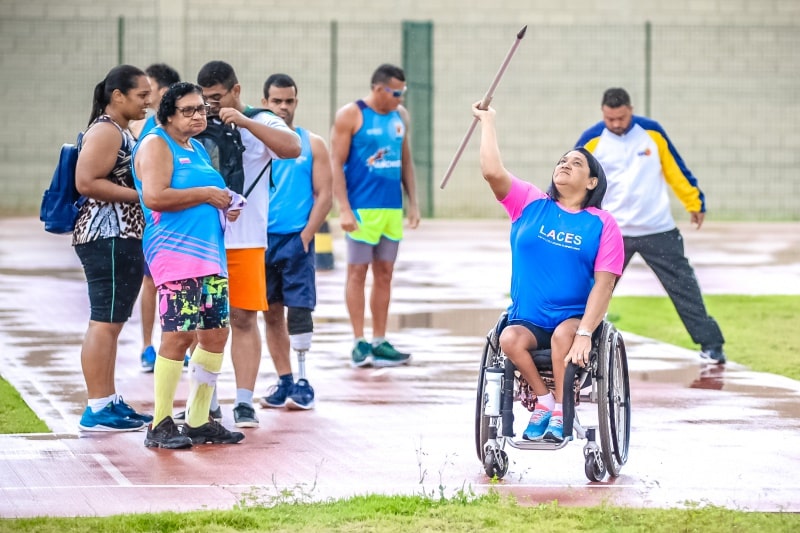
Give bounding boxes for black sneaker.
[233,403,259,428]
[700,347,727,365]
[183,416,245,445]
[173,406,223,424]
[144,417,193,449]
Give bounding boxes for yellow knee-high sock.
[186,346,224,428]
[153,355,185,427]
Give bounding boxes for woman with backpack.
[72,64,154,432]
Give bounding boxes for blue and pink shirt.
[132,126,228,286]
[501,176,624,330]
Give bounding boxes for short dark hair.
[602,87,631,108]
[145,63,181,90]
[263,73,297,99]
[197,60,238,89]
[371,63,405,86]
[157,81,204,124]
[547,147,607,210]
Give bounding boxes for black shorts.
[74,237,143,323]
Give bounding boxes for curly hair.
[157,82,204,124]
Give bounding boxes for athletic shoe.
[286,379,315,410]
[259,379,293,408]
[700,347,727,365]
[542,412,565,443]
[371,341,411,367]
[78,403,145,432]
[522,406,552,441]
[351,340,373,368]
[174,406,223,424]
[144,417,193,449]
[140,346,156,372]
[183,417,245,445]
[233,403,259,428]
[114,396,154,423]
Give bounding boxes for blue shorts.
[74,237,144,323]
[157,275,230,332]
[507,314,584,349]
[265,232,316,309]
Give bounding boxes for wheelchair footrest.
[505,437,572,451]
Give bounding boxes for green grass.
[608,295,800,380]
[2,295,799,529]
[2,493,799,532]
[0,377,48,433]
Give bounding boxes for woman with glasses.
[132,82,245,449]
[73,64,154,433]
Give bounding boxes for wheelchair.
[475,312,631,482]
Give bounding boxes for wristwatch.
[575,328,593,338]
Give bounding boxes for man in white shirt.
[576,87,726,365]
[197,61,301,427]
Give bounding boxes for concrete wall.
[1,0,799,220]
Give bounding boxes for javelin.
[439,25,527,189]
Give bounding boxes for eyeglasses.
[381,86,407,98]
[176,104,211,118]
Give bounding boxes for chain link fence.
[1,17,797,220]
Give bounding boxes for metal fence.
[1,17,798,220]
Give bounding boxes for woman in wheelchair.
[472,102,624,443]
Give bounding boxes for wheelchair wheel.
[584,452,607,482]
[596,326,631,477]
[475,334,502,462]
[484,448,509,479]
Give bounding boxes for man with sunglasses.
[196,61,301,428]
[330,63,421,368]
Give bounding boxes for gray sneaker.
[233,403,259,428]
[700,347,727,365]
[371,341,411,367]
[351,340,373,368]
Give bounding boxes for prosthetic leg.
[286,307,315,410]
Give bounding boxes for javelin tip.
[517,25,528,39]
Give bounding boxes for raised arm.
[472,103,512,201]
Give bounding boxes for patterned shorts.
[157,275,229,332]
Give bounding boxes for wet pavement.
[1,217,800,517]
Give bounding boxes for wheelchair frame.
[474,312,631,481]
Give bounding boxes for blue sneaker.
[543,412,565,443]
[286,379,315,410]
[141,346,156,372]
[259,379,293,408]
[351,340,373,368]
[79,403,145,432]
[114,396,153,423]
[522,406,552,440]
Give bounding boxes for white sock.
[354,337,367,348]
[372,337,386,347]
[536,392,555,411]
[89,394,115,413]
[209,386,220,411]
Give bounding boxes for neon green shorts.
[348,208,403,245]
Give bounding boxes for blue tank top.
[269,127,313,234]
[132,126,228,285]
[343,100,405,209]
[139,115,158,139]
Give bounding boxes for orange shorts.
[226,247,268,311]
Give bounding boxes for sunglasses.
[176,104,211,118]
[381,86,407,98]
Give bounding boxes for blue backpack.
[39,133,87,234]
